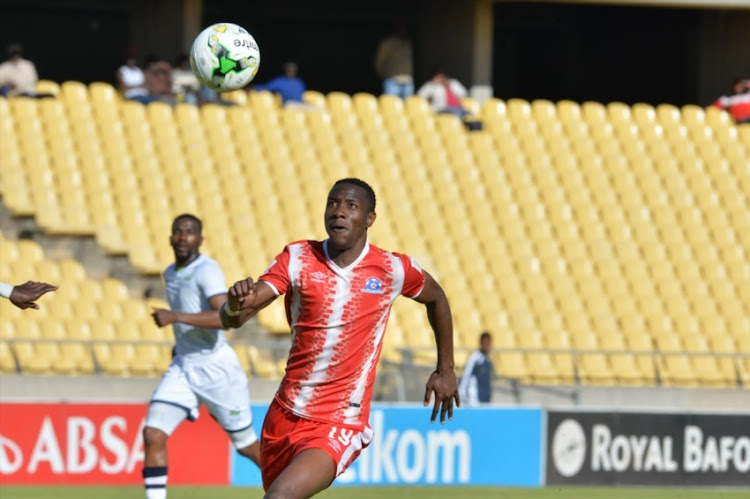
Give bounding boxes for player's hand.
[9,281,58,310]
[151,308,176,327]
[424,367,460,424]
[228,277,256,312]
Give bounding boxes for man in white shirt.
[142,214,260,499]
[0,43,38,97]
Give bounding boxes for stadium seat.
[0,341,17,373]
[14,341,55,375]
[6,81,748,386]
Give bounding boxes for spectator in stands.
[0,43,39,97]
[0,281,58,310]
[142,55,175,105]
[116,47,148,101]
[374,20,414,99]
[712,78,750,124]
[459,331,494,405]
[171,53,201,105]
[418,67,469,117]
[143,214,260,499]
[251,61,306,106]
[417,67,481,130]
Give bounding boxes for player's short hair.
[333,178,376,212]
[480,331,492,342]
[172,213,203,234]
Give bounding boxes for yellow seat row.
[2,82,749,386]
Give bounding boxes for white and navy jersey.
[164,254,227,356]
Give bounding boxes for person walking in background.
[712,78,750,124]
[0,280,58,310]
[459,331,494,406]
[0,43,39,97]
[142,214,260,499]
[374,20,414,99]
[252,61,306,106]
[220,178,460,498]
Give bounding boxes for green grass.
[2,486,749,499]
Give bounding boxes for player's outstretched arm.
[220,277,277,329]
[413,271,460,423]
[151,294,228,329]
[3,281,58,310]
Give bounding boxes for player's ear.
[366,211,376,228]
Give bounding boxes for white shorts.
[145,344,257,447]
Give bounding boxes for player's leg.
[198,345,261,467]
[143,363,199,499]
[236,439,261,465]
[262,402,373,498]
[263,448,335,499]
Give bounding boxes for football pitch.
[3,486,749,499]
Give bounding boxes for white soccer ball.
[189,22,260,92]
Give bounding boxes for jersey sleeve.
[197,260,227,299]
[395,252,426,298]
[258,245,292,296]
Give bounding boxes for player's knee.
[143,426,168,447]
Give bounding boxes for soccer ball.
[189,22,260,92]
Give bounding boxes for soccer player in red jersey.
[221,178,459,498]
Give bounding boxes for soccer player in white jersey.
[142,214,260,499]
[220,179,460,498]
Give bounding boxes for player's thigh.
[265,448,335,499]
[146,363,200,435]
[197,356,256,444]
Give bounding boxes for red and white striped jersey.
[259,239,425,427]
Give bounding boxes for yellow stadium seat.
[327,91,353,115]
[555,100,581,123]
[36,79,60,96]
[632,102,656,126]
[233,345,252,375]
[582,101,606,125]
[130,344,169,376]
[15,341,55,375]
[63,319,93,341]
[302,90,326,108]
[247,345,279,378]
[0,341,17,373]
[94,343,134,376]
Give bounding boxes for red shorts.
[260,398,373,490]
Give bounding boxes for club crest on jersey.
[362,277,384,294]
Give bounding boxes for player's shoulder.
[373,245,417,266]
[193,254,224,274]
[286,239,325,254]
[163,262,177,278]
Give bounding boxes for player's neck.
[327,239,367,268]
[175,253,200,269]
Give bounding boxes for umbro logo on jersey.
[362,277,384,294]
[311,271,328,282]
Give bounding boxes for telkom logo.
[339,411,471,484]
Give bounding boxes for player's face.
[480,336,492,354]
[170,217,202,263]
[325,183,375,251]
